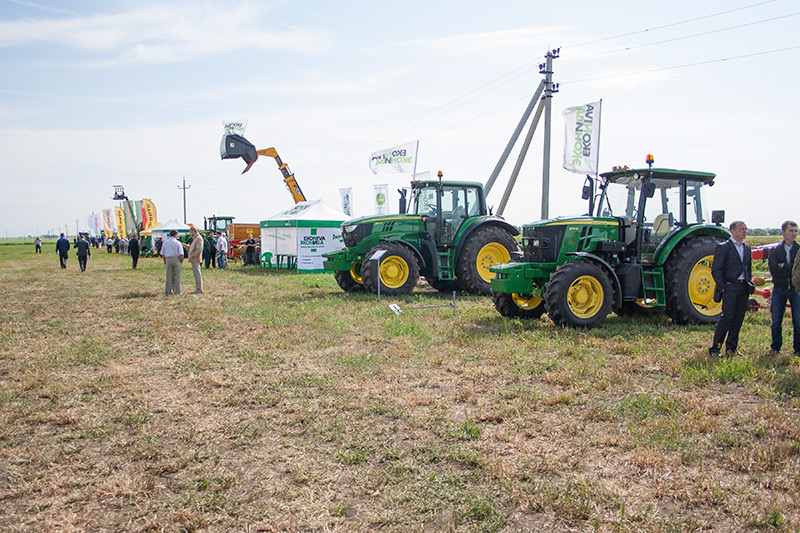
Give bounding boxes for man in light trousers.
[161,229,184,295]
[183,227,204,294]
[216,232,228,269]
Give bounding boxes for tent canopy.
[260,200,347,272]
[149,219,191,232]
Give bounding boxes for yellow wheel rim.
[379,256,409,289]
[567,275,604,319]
[350,262,363,284]
[512,293,543,310]
[688,254,720,316]
[476,243,511,283]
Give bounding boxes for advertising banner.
[373,183,388,215]
[369,141,418,174]
[102,209,115,236]
[142,198,158,230]
[562,101,601,175]
[339,187,353,216]
[115,206,127,238]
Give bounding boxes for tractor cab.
[205,216,234,235]
[407,179,487,246]
[589,165,717,262]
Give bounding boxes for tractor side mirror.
[712,210,725,225]
[644,182,656,198]
[581,185,592,200]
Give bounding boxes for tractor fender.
[653,225,731,266]
[566,252,623,311]
[377,238,427,270]
[453,218,520,260]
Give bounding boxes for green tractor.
[489,155,730,328]
[322,176,519,296]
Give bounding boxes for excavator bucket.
[220,133,259,174]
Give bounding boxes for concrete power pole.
[541,48,559,220]
[178,177,191,224]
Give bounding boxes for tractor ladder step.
[437,252,455,280]
[641,267,665,305]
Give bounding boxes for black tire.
[334,266,364,293]
[544,259,613,328]
[425,277,461,293]
[456,226,519,295]
[361,243,420,296]
[492,291,546,319]
[664,236,722,325]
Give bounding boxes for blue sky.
[1,0,798,236]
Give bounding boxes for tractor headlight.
[344,224,359,233]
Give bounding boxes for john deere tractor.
[489,155,730,328]
[323,176,519,296]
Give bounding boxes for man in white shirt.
[216,232,229,269]
[161,230,184,295]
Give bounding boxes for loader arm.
[257,147,307,204]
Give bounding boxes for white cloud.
[0,2,330,66]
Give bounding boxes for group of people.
[161,228,233,295]
[55,233,141,271]
[710,220,800,357]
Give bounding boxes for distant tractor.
[490,155,730,328]
[323,175,519,296]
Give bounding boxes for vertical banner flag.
[102,209,115,236]
[134,200,144,230]
[114,206,127,238]
[123,201,137,234]
[339,187,353,216]
[142,199,158,230]
[369,141,418,174]
[562,101,602,175]
[373,184,388,215]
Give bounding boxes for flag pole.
[594,99,603,178]
[412,140,419,178]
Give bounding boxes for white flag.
[562,101,601,175]
[339,187,353,216]
[369,141,418,174]
[373,184,388,214]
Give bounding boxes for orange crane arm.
[257,147,307,204]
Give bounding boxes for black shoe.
[708,346,721,357]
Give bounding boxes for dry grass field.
[1,241,799,532]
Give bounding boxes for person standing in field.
[710,220,753,357]
[182,227,204,294]
[129,234,140,269]
[105,236,113,253]
[216,232,228,269]
[75,234,91,272]
[244,233,257,266]
[34,236,42,253]
[161,229,184,295]
[768,221,799,355]
[55,233,70,269]
[203,232,216,269]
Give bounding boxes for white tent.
[260,200,347,272]
[149,219,191,250]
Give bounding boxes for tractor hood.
[341,214,422,229]
[522,215,619,229]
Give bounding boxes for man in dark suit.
[768,220,799,355]
[75,234,91,272]
[710,220,752,356]
[55,233,70,269]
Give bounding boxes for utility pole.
[541,48,559,220]
[76,218,79,236]
[178,177,191,224]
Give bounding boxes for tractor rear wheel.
[492,292,546,319]
[456,226,518,295]
[545,259,613,328]
[362,243,419,296]
[664,236,722,325]
[334,262,365,292]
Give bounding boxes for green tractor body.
[490,164,731,328]
[323,179,519,295]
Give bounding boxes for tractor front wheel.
[362,243,419,296]
[492,292,546,319]
[334,262,364,292]
[545,259,613,328]
[456,227,518,295]
[664,236,722,325]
